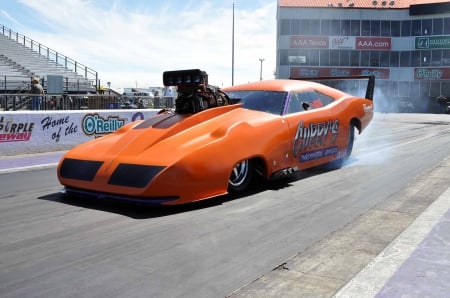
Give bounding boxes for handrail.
[0,24,99,90]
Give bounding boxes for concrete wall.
[0,109,160,156]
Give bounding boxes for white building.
[277,0,450,112]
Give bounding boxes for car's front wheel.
[228,159,253,193]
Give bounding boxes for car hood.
[61,104,263,165]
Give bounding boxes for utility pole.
[259,58,265,81]
[232,3,235,86]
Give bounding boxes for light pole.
[259,58,265,81]
[231,3,235,86]
[107,81,111,95]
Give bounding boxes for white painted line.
[0,163,58,174]
[334,186,450,298]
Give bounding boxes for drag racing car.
[57,69,374,205]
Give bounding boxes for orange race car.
[58,69,374,205]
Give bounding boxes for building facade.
[276,0,450,112]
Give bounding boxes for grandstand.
[0,25,98,94]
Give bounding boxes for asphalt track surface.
[1,113,450,298]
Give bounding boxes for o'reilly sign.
[416,35,450,49]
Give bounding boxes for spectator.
[30,77,44,110]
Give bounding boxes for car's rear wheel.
[329,123,355,169]
[345,123,355,158]
[228,159,253,193]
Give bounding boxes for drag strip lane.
[1,113,450,298]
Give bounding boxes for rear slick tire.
[329,123,355,169]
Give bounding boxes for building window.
[320,50,330,66]
[401,20,411,36]
[310,19,320,35]
[400,51,410,67]
[331,20,341,35]
[371,20,380,36]
[380,51,390,67]
[341,20,350,35]
[301,19,310,35]
[431,50,442,66]
[351,20,360,36]
[390,51,400,67]
[421,50,431,66]
[412,20,421,36]
[443,50,450,66]
[290,19,300,35]
[433,18,443,35]
[280,49,289,65]
[280,19,290,35]
[399,82,410,97]
[310,50,319,66]
[442,80,450,95]
[391,21,400,37]
[411,51,421,67]
[430,81,441,97]
[361,51,370,66]
[376,81,388,99]
[420,81,431,97]
[340,50,350,66]
[350,51,360,66]
[411,82,420,99]
[422,19,432,35]
[444,18,450,34]
[330,50,339,66]
[362,20,371,36]
[299,49,308,65]
[289,49,303,65]
[370,51,380,67]
[389,81,399,97]
[321,19,331,35]
[380,21,390,36]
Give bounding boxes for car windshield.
[224,91,287,115]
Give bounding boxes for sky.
[0,0,277,89]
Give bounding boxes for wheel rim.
[229,160,249,187]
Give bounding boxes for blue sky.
[0,0,276,88]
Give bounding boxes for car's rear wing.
[289,75,375,101]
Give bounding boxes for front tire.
[228,159,253,193]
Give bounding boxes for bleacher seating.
[0,26,98,93]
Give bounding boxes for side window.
[314,90,335,107]
[286,93,303,114]
[303,91,324,109]
[286,90,335,114]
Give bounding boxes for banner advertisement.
[415,35,450,49]
[290,36,329,49]
[414,67,450,80]
[330,36,355,50]
[290,67,390,79]
[0,109,159,155]
[355,37,391,50]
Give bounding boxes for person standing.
[30,77,44,110]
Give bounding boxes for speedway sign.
[416,35,450,49]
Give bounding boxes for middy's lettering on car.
[293,120,339,157]
[0,116,34,142]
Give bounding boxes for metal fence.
[0,94,175,111]
[0,75,96,94]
